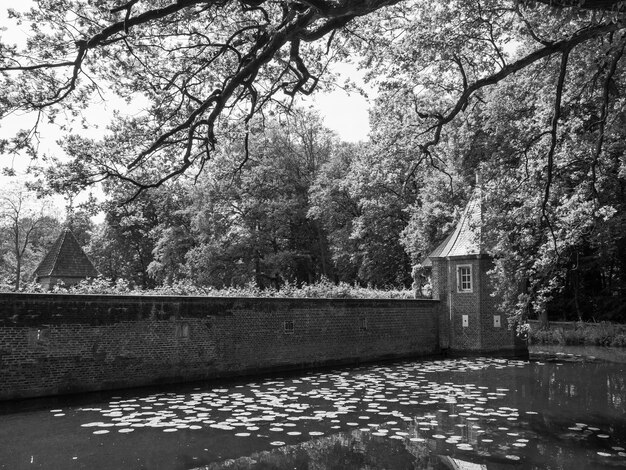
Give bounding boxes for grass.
[529,322,626,347]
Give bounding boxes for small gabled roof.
[425,187,484,263]
[34,228,98,279]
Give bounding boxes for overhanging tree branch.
[2,0,626,197]
[420,21,625,156]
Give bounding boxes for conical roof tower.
[34,228,98,289]
[423,174,527,356]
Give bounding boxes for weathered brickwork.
[432,259,450,349]
[477,259,523,352]
[433,256,526,355]
[449,258,483,351]
[0,294,440,401]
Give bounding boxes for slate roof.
[34,229,98,279]
[424,187,484,263]
[422,230,455,268]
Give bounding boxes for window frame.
[456,264,473,293]
[283,320,295,334]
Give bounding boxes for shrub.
[2,276,415,300]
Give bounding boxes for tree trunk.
[15,256,21,291]
[573,270,583,322]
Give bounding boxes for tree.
[175,109,336,288]
[1,0,624,195]
[310,139,417,287]
[87,192,161,288]
[357,3,626,321]
[0,184,59,290]
[3,0,626,317]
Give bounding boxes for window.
[359,318,368,331]
[457,265,473,293]
[283,320,294,334]
[28,328,50,346]
[176,322,190,339]
[36,328,50,342]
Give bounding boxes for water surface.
[1,348,624,469]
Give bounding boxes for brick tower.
[426,181,527,356]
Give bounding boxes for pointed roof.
[425,186,484,263]
[34,229,98,279]
[421,230,455,268]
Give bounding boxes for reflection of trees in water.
[202,426,527,470]
[514,361,626,466]
[607,370,626,410]
[203,429,437,469]
[529,362,626,416]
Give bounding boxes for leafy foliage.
[0,274,414,299]
[344,0,626,322]
[0,183,60,290]
[3,0,626,322]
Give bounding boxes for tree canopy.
[1,1,625,192]
[2,0,626,322]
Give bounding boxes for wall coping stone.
[0,292,438,305]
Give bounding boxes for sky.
[0,4,372,182]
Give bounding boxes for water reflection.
[0,353,624,469]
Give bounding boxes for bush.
[2,276,416,300]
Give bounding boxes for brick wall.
[0,293,440,401]
[432,259,450,349]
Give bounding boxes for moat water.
[0,346,625,470]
